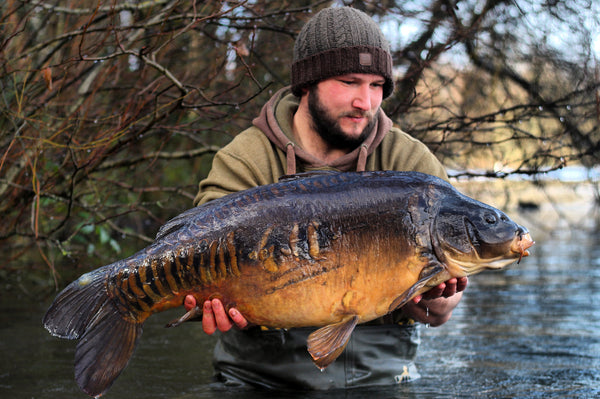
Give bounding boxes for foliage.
[0,0,598,286]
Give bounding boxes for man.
[184,6,467,389]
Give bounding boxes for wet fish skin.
[42,171,533,397]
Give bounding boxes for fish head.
[432,198,534,277]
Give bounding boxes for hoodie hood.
[252,86,393,174]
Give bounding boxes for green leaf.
[98,226,110,244]
[109,239,121,254]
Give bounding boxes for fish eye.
[484,214,497,224]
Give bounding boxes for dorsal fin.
[155,206,203,240]
[306,315,359,370]
[278,170,339,183]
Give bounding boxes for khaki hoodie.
[194,87,447,206]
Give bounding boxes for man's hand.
[402,277,468,327]
[412,277,468,303]
[184,295,248,335]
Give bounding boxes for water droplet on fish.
[426,306,429,317]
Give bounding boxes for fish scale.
[43,171,534,397]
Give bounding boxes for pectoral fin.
[307,315,359,370]
[388,263,444,312]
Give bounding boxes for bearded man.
[185,6,467,390]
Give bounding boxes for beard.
[308,88,379,151]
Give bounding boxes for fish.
[43,171,534,397]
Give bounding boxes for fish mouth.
[448,251,521,275]
[444,228,535,276]
[510,232,534,263]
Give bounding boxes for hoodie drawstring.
[356,144,368,172]
[285,142,297,175]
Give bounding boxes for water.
[2,218,599,398]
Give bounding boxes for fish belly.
[204,237,428,329]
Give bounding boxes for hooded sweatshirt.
[194,87,447,206]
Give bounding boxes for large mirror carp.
[43,171,534,397]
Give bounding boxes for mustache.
[341,110,373,119]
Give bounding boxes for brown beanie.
[291,6,394,98]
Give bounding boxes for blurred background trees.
[1,0,598,289]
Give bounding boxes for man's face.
[307,73,384,150]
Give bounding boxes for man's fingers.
[202,300,217,335]
[229,308,248,329]
[457,277,468,292]
[442,278,457,297]
[412,276,469,305]
[198,298,247,334]
[211,298,234,332]
[184,295,196,311]
[422,283,445,299]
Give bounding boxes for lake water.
[1,194,599,398]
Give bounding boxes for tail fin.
[43,267,143,397]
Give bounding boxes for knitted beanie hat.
[291,6,394,98]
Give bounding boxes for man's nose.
[351,84,372,110]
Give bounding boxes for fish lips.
[509,231,535,263]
